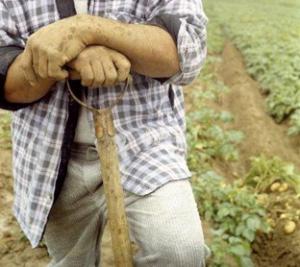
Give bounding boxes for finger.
[48,51,68,81]
[112,54,131,83]
[91,60,105,88]
[31,44,40,78]
[81,63,94,87]
[38,50,48,79]
[22,48,38,86]
[102,57,118,87]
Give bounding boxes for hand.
[67,46,131,88]
[21,16,87,85]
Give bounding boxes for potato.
[284,221,296,234]
[278,183,289,192]
[270,182,281,192]
[280,213,287,219]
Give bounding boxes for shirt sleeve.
[146,0,208,86]
[0,2,31,111]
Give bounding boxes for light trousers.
[44,143,210,267]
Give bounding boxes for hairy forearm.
[79,15,180,78]
[4,53,55,103]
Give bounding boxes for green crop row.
[204,0,300,135]
[187,55,270,267]
[188,55,300,266]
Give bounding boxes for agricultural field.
[205,0,300,134]
[0,0,300,267]
[187,0,300,266]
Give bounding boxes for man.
[0,0,209,266]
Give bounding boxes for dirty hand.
[68,46,131,88]
[21,16,88,85]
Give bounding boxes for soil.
[0,111,113,267]
[217,42,300,177]
[0,148,50,266]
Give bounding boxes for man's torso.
[4,0,191,247]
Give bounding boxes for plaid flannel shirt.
[0,0,207,248]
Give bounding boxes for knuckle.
[122,60,131,70]
[118,74,126,82]
[95,77,104,85]
[26,37,33,47]
[86,73,94,82]
[48,73,58,80]
[48,70,61,80]
[110,70,118,80]
[107,65,114,73]
[91,82,100,89]
[39,71,47,79]
[21,63,27,71]
[106,76,117,85]
[83,77,93,86]
[99,76,105,84]
[82,80,90,87]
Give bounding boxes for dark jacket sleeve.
[0,1,35,111]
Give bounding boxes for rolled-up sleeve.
[146,0,208,86]
[0,2,29,111]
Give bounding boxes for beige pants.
[44,144,210,267]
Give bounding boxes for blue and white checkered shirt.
[0,0,207,247]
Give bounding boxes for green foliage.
[204,0,300,134]
[187,56,244,170]
[187,55,267,266]
[206,16,225,54]
[187,108,244,169]
[193,171,270,267]
[244,155,300,194]
[0,113,11,149]
[288,109,300,136]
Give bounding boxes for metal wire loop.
[66,77,132,112]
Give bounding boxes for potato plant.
[193,171,270,267]
[186,49,269,266]
[204,0,300,135]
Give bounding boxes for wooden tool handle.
[94,109,134,267]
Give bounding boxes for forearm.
[79,15,180,78]
[4,53,55,103]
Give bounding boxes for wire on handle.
[66,76,132,112]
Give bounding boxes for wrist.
[74,14,102,45]
[74,15,126,47]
